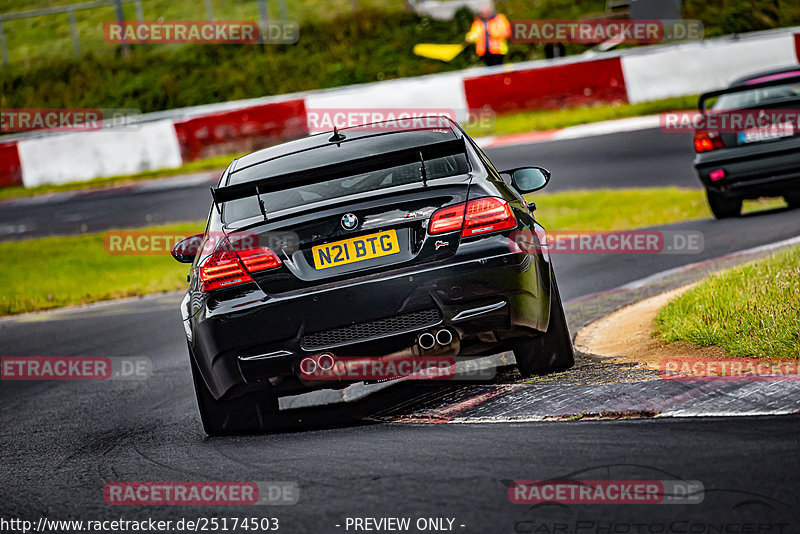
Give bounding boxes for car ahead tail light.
[694,130,724,153]
[199,247,281,292]
[709,168,726,182]
[429,197,517,238]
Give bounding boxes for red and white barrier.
[2,27,799,189]
[621,31,798,103]
[0,143,22,188]
[464,56,628,113]
[305,72,469,122]
[173,99,307,161]
[16,120,182,188]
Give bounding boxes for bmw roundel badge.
[341,213,358,230]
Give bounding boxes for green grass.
[6,0,799,115]
[467,95,699,137]
[526,188,785,231]
[655,246,800,359]
[0,187,787,316]
[3,0,795,65]
[0,0,407,64]
[0,221,203,315]
[0,152,240,200]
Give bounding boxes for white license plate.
[739,122,795,144]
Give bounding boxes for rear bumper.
[695,143,800,197]
[189,244,552,399]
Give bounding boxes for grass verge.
[0,221,203,316]
[654,246,800,359]
[527,188,784,231]
[3,0,797,111]
[0,188,787,316]
[467,95,698,137]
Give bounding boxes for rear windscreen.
[222,154,469,223]
[712,79,800,110]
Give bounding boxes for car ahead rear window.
[222,154,469,223]
[712,79,800,110]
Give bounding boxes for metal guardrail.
[0,0,147,64]
[0,0,301,66]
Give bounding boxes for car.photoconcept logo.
[341,213,358,230]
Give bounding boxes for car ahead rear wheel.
[784,193,800,209]
[706,190,742,219]
[513,274,575,378]
[189,350,279,436]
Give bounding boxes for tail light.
[462,197,517,237]
[429,197,517,238]
[429,204,466,234]
[199,246,282,292]
[694,131,724,153]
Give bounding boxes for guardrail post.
[68,10,80,57]
[113,0,129,57]
[135,0,144,22]
[0,21,7,65]
[257,0,268,23]
[256,0,268,45]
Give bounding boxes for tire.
[513,274,575,378]
[189,351,279,436]
[706,189,741,219]
[784,193,800,209]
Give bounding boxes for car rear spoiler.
[210,137,469,216]
[698,73,800,111]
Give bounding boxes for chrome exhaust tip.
[435,328,453,346]
[317,353,335,372]
[300,357,318,375]
[418,332,436,350]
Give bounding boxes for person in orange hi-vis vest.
[466,4,511,67]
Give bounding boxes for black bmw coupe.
[172,117,573,435]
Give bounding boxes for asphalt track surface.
[2,128,800,531]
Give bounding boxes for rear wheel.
[784,193,800,209]
[189,351,279,436]
[513,274,575,378]
[706,190,741,219]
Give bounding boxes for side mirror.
[171,233,205,263]
[502,167,550,193]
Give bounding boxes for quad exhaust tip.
[301,353,335,375]
[317,353,335,372]
[418,332,436,350]
[435,328,453,346]
[300,357,317,375]
[418,329,454,350]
